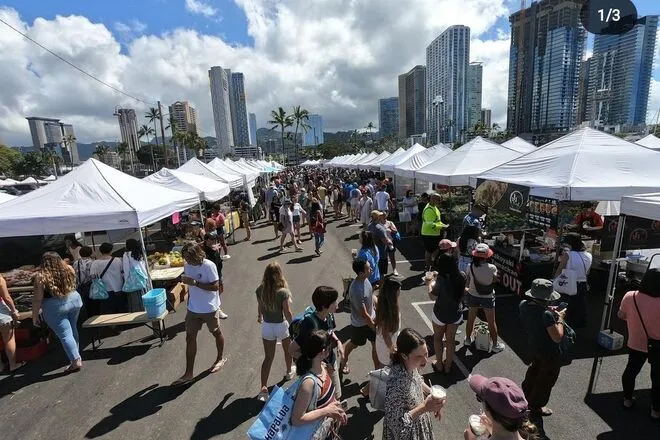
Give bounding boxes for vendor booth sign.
[527,196,559,229]
[491,251,523,295]
[601,215,660,252]
[474,179,529,215]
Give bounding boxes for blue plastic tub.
[142,288,167,318]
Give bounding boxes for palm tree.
[115,142,129,171]
[165,115,178,167]
[62,133,77,167]
[268,107,293,160]
[173,131,189,163]
[366,122,375,143]
[291,106,310,164]
[145,107,161,148]
[94,143,110,164]
[41,147,59,176]
[138,124,156,170]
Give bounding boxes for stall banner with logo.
[491,250,523,295]
[527,196,559,229]
[474,179,529,215]
[601,215,660,252]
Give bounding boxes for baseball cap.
[469,375,528,420]
[438,239,457,251]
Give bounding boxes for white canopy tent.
[228,158,263,179]
[178,158,243,188]
[358,151,391,170]
[208,158,258,182]
[0,178,19,187]
[501,137,536,154]
[346,152,378,169]
[0,158,200,238]
[144,168,230,202]
[393,145,453,178]
[333,153,362,168]
[476,128,660,201]
[635,134,660,150]
[19,177,39,186]
[415,137,522,187]
[0,192,16,204]
[373,148,406,171]
[380,143,427,172]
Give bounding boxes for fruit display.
[169,251,184,267]
[147,251,184,268]
[2,268,36,287]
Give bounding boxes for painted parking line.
[396,259,426,264]
[411,301,470,378]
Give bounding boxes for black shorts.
[423,235,441,253]
[378,258,388,278]
[350,325,376,346]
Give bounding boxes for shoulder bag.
[553,251,588,296]
[633,292,660,365]
[122,257,148,292]
[89,257,115,300]
[470,265,493,296]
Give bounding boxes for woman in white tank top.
[554,233,592,329]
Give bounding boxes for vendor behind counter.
[564,202,603,237]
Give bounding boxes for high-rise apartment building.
[577,58,592,124]
[467,62,483,131]
[226,71,251,147]
[507,0,586,136]
[249,113,258,146]
[209,66,234,156]
[168,101,199,135]
[585,15,659,130]
[26,116,80,164]
[481,109,492,128]
[303,114,324,147]
[426,25,470,143]
[398,65,426,138]
[115,108,140,155]
[378,98,399,138]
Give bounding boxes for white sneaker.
[393,269,400,277]
[464,336,473,346]
[285,366,296,380]
[491,341,506,353]
[217,309,229,319]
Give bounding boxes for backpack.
[89,257,115,300]
[289,306,316,341]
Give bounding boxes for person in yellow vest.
[422,192,448,271]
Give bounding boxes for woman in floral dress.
[383,328,445,440]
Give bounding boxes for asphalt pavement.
[1,213,658,440]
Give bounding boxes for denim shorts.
[0,301,14,326]
[467,294,495,309]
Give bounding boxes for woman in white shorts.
[255,262,295,401]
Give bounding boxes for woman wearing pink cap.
[465,375,540,440]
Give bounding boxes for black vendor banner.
[474,179,529,216]
[491,250,523,295]
[527,196,559,229]
[601,215,660,252]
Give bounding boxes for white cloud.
[114,19,147,41]
[185,0,218,17]
[0,1,536,147]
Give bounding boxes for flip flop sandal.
[341,365,350,375]
[209,358,227,373]
[9,361,27,373]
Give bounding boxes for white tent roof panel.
[394,145,453,178]
[635,134,660,150]
[178,158,243,188]
[144,168,230,202]
[380,143,427,171]
[620,193,660,221]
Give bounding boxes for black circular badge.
[580,0,638,35]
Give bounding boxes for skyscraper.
[467,62,483,131]
[398,65,426,138]
[585,15,659,129]
[481,109,492,128]
[208,66,234,156]
[507,0,586,136]
[168,101,199,135]
[576,58,592,124]
[378,97,399,138]
[303,114,324,147]
[26,117,80,165]
[227,71,251,147]
[249,112,258,146]
[115,108,140,155]
[426,25,470,143]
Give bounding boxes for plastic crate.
[142,288,167,318]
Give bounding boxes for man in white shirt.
[374,185,392,215]
[173,243,226,386]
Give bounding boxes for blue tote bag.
[247,373,321,440]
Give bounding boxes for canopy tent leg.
[90,232,96,254]
[198,201,205,221]
[600,214,626,331]
[138,226,154,291]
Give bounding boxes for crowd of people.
[2,165,659,440]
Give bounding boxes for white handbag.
[368,366,391,411]
[553,269,577,296]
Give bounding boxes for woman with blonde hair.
[32,252,83,372]
[256,262,295,401]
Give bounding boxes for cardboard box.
[168,282,188,310]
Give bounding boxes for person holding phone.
[518,279,565,420]
[173,243,226,386]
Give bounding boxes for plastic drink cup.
[351,249,357,257]
[469,415,487,436]
[425,271,434,281]
[430,385,446,399]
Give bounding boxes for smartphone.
[556,302,568,312]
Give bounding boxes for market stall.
[144,168,230,202]
[178,157,243,189]
[358,151,391,171]
[346,152,378,169]
[0,192,16,204]
[474,128,660,296]
[393,144,453,195]
[635,134,660,150]
[501,136,536,154]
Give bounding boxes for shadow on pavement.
[344,234,360,242]
[400,274,424,291]
[257,251,283,261]
[85,375,207,438]
[251,238,275,245]
[287,256,315,264]
[339,397,383,440]
[0,353,70,397]
[586,389,658,440]
[82,344,151,366]
[190,392,263,440]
